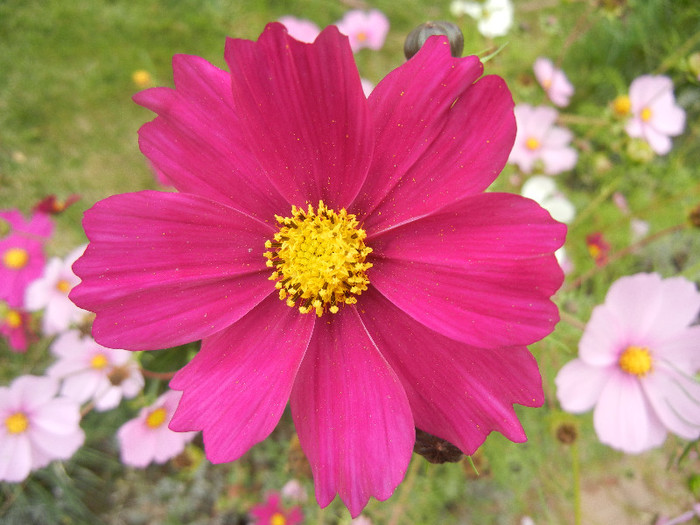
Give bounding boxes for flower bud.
[413,428,464,463]
[404,21,464,60]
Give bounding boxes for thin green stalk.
[387,458,422,525]
[572,441,582,525]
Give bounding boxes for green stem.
[572,441,582,525]
[387,457,421,525]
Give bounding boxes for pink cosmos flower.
[585,232,610,267]
[0,208,54,239]
[70,24,565,516]
[0,375,84,482]
[47,330,144,411]
[0,233,46,308]
[623,75,685,155]
[278,15,321,43]
[117,389,196,468]
[533,57,574,107]
[281,479,308,503]
[556,273,700,454]
[0,304,34,352]
[250,493,304,525]
[509,104,577,175]
[335,9,389,52]
[25,245,89,335]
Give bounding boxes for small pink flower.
[0,375,84,482]
[556,273,700,454]
[117,390,196,468]
[278,16,321,43]
[33,195,81,216]
[585,232,610,267]
[0,208,54,240]
[335,10,389,52]
[533,57,574,107]
[509,104,577,175]
[0,234,46,308]
[281,479,308,503]
[624,75,685,155]
[47,330,144,411]
[25,245,89,335]
[0,304,33,352]
[250,493,304,525]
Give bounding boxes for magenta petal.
[225,23,372,208]
[169,295,314,462]
[358,288,543,454]
[70,191,274,350]
[369,193,565,347]
[134,55,288,219]
[290,307,414,517]
[353,37,515,232]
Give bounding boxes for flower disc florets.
[264,201,372,317]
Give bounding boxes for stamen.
[618,346,652,377]
[264,201,372,317]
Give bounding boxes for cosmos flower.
[117,389,197,468]
[509,104,578,175]
[250,492,304,525]
[0,375,84,482]
[47,330,144,411]
[0,233,46,308]
[450,0,514,38]
[278,15,321,43]
[33,195,81,215]
[0,303,33,352]
[70,24,565,516]
[0,208,54,240]
[585,232,610,267]
[520,176,575,225]
[556,273,700,454]
[335,9,390,52]
[25,245,89,335]
[617,75,685,155]
[533,57,574,107]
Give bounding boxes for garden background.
[1,0,699,523]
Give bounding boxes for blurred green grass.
[1,0,700,523]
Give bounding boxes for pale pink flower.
[250,492,304,525]
[281,479,308,503]
[556,273,700,454]
[509,104,577,175]
[360,78,374,97]
[117,390,196,467]
[624,75,685,155]
[25,245,89,335]
[520,176,575,224]
[533,57,574,107]
[278,16,321,43]
[71,25,565,517]
[0,375,84,482]
[47,330,144,411]
[450,0,514,38]
[335,9,389,52]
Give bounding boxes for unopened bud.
[404,21,464,60]
[413,428,464,463]
[689,203,700,228]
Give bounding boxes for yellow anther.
[525,137,541,151]
[618,346,652,377]
[612,95,631,116]
[3,247,29,270]
[146,407,167,428]
[640,107,652,122]
[90,353,109,370]
[5,412,29,434]
[264,201,372,317]
[5,309,22,328]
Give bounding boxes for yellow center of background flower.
[91,353,109,370]
[5,309,22,328]
[3,247,29,269]
[146,407,167,428]
[56,279,71,294]
[270,512,287,525]
[618,345,652,377]
[612,95,631,116]
[5,412,29,434]
[264,201,373,317]
[640,107,653,122]
[525,137,540,151]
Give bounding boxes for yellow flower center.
[618,346,652,377]
[5,309,22,328]
[612,95,631,116]
[132,69,153,88]
[56,279,71,294]
[3,247,29,270]
[264,201,373,317]
[270,513,287,525]
[5,412,29,434]
[90,353,109,370]
[640,107,652,122]
[525,137,541,151]
[542,77,553,90]
[145,407,167,429]
[356,31,368,42]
